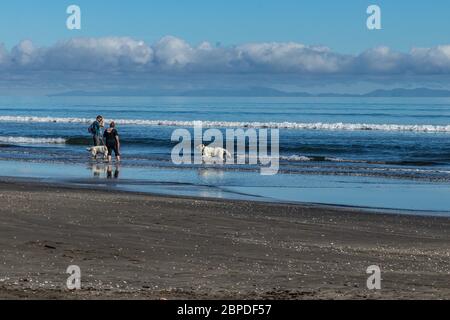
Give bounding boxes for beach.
[0,179,448,300]
[2,0,450,306]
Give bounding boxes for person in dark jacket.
[90,115,104,146]
[103,121,121,162]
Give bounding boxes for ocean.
[0,95,449,215]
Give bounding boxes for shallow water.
[0,96,450,214]
[0,160,449,216]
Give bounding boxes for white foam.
[281,155,378,164]
[324,157,368,163]
[280,155,312,161]
[1,115,450,133]
[0,136,66,144]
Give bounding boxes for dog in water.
[196,144,232,162]
[87,146,109,160]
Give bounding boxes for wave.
[0,136,66,144]
[280,154,446,166]
[1,116,450,133]
[0,135,178,147]
[281,155,352,163]
[281,155,313,161]
[1,135,448,168]
[65,136,176,146]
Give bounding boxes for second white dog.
[87,146,109,160]
[197,144,232,161]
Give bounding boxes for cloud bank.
[1,36,450,75]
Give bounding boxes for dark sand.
[0,179,448,300]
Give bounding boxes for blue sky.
[1,0,450,94]
[1,0,449,52]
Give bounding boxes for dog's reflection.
[197,168,225,182]
[91,164,120,179]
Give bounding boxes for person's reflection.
[107,164,120,179]
[91,163,120,179]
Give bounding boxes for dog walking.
[87,115,109,160]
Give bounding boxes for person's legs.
[93,135,101,146]
[107,146,112,162]
[107,165,113,179]
[113,146,121,162]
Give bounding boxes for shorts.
[107,145,120,157]
[93,135,102,146]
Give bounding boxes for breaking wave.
[0,136,66,144]
[280,155,313,161]
[280,154,447,167]
[1,116,450,132]
[280,155,355,163]
[0,136,178,146]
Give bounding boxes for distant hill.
[49,87,450,98]
[50,87,313,97]
[363,88,450,97]
[49,89,168,97]
[179,87,312,97]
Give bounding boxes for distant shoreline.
[48,87,450,98]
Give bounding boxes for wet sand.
[0,179,449,300]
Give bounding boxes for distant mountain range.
[50,87,450,98]
[360,88,450,97]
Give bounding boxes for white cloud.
[0,43,9,67]
[235,42,351,73]
[353,46,407,74]
[410,45,450,73]
[45,37,153,71]
[153,36,193,68]
[11,40,40,67]
[1,36,450,75]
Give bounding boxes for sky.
[1,0,450,94]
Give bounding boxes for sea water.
[0,96,449,215]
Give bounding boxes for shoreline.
[1,155,450,213]
[1,175,449,218]
[0,179,449,299]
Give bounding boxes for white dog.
[87,146,109,160]
[197,144,232,161]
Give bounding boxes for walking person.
[103,121,121,162]
[89,115,104,146]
